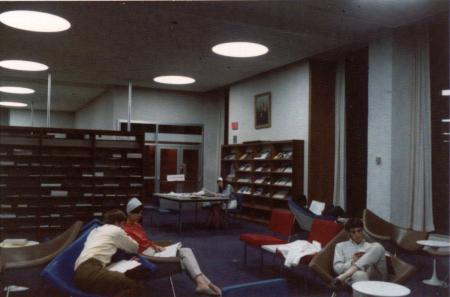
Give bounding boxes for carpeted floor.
[1,210,449,297]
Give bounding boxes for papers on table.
[143,242,182,258]
[107,259,141,273]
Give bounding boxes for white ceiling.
[0,0,448,111]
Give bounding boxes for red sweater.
[122,222,156,253]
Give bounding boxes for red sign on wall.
[231,122,239,130]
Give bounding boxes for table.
[417,239,450,286]
[153,193,229,232]
[352,281,410,297]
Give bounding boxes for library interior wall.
[228,61,310,194]
[367,30,394,222]
[367,25,437,228]
[76,86,224,191]
[75,90,115,130]
[9,109,75,128]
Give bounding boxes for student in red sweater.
[122,198,221,296]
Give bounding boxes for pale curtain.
[332,60,347,210]
[407,25,434,231]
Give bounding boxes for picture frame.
[254,92,271,129]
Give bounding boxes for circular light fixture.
[0,101,28,107]
[212,42,269,58]
[153,75,195,85]
[0,59,48,71]
[0,86,35,94]
[0,10,71,32]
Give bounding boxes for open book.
[107,259,141,273]
[142,242,182,258]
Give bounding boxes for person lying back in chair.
[122,197,222,296]
[331,218,387,292]
[74,209,143,297]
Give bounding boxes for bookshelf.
[0,126,144,239]
[221,140,303,224]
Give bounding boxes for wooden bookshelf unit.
[221,140,304,224]
[0,126,144,239]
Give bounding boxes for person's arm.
[333,243,352,274]
[113,228,139,254]
[123,224,157,253]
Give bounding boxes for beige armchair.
[0,221,83,270]
[362,209,428,252]
[309,229,416,285]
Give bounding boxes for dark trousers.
[74,258,143,297]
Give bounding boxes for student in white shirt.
[74,209,142,297]
[331,218,387,291]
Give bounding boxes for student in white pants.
[122,198,221,296]
[332,218,388,295]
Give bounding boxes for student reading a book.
[331,218,387,293]
[123,198,221,296]
[74,209,143,297]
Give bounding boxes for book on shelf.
[237,177,251,183]
[254,176,269,184]
[274,177,292,186]
[273,151,293,160]
[226,174,235,182]
[253,150,270,160]
[238,186,252,194]
[239,152,252,160]
[223,153,236,160]
[272,190,289,199]
[238,163,252,171]
[284,166,293,173]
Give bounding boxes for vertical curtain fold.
[333,60,347,209]
[407,25,434,231]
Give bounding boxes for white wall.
[229,61,310,194]
[75,90,115,130]
[9,109,75,128]
[367,26,428,227]
[367,30,394,221]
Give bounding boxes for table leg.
[423,256,444,286]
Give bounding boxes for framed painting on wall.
[254,92,271,129]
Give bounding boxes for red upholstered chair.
[239,208,295,264]
[299,219,343,264]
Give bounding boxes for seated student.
[331,218,387,292]
[122,198,221,296]
[74,209,142,297]
[207,177,236,228]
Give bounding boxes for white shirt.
[74,224,138,270]
[333,239,373,274]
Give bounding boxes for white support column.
[127,81,132,132]
[46,73,52,127]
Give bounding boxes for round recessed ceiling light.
[0,10,71,32]
[0,101,28,107]
[212,42,269,58]
[0,86,35,94]
[0,59,48,71]
[153,75,196,85]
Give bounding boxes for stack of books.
[273,151,293,160]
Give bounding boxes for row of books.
[235,188,290,199]
[223,150,293,161]
[233,176,292,186]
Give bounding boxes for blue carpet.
[1,210,449,297]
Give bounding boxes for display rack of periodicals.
[0,126,144,239]
[221,140,303,225]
